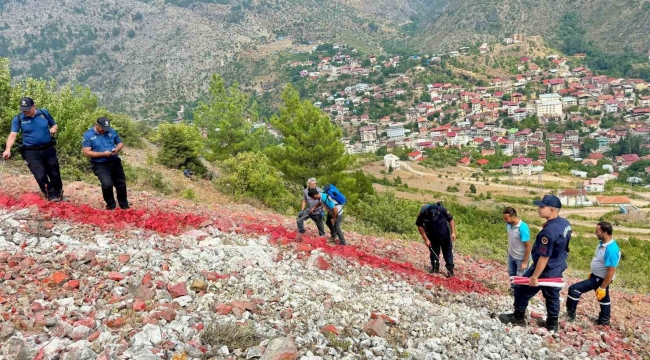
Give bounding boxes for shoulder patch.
[541,236,549,245]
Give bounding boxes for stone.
[315,256,331,271]
[133,300,146,312]
[363,319,387,337]
[118,254,130,264]
[132,285,156,301]
[132,324,162,346]
[51,271,69,285]
[215,303,233,315]
[320,325,339,337]
[260,337,298,360]
[108,272,125,281]
[280,308,293,320]
[56,297,75,307]
[106,318,124,328]
[0,322,15,340]
[167,282,188,299]
[247,346,265,359]
[190,278,207,292]
[173,295,193,307]
[70,325,92,341]
[64,280,80,290]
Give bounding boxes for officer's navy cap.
[97,117,111,131]
[533,194,562,209]
[20,97,34,111]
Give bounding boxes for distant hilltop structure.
[174,105,185,123]
[513,34,525,43]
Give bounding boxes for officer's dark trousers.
[92,158,129,209]
[514,265,565,318]
[24,147,63,199]
[297,211,326,236]
[566,274,611,322]
[428,234,454,273]
[326,213,345,244]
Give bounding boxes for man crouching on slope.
[499,194,572,332]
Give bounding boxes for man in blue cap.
[82,117,130,210]
[499,194,572,332]
[2,97,63,201]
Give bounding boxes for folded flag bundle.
[510,276,565,288]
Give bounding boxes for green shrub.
[446,186,459,192]
[217,152,295,213]
[182,187,197,201]
[154,123,204,171]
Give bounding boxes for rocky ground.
[0,175,648,360]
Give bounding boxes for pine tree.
[266,84,350,184]
[195,74,271,161]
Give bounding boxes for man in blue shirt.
[503,206,532,293]
[416,202,457,277]
[82,117,129,210]
[2,97,63,201]
[499,194,572,332]
[307,187,346,245]
[566,221,620,326]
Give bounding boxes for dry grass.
[200,322,261,350]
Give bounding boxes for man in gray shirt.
[296,177,325,241]
[503,206,532,293]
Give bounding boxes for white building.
[561,96,577,109]
[558,189,590,207]
[387,123,405,139]
[359,126,377,143]
[584,178,605,192]
[535,93,563,117]
[384,154,401,170]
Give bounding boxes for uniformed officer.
[82,117,130,210]
[416,202,457,277]
[2,97,63,201]
[566,221,620,326]
[499,194,572,331]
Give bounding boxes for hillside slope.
[0,0,425,118]
[400,0,650,55]
[0,168,648,359]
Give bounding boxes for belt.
[23,142,54,151]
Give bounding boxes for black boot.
[565,310,576,322]
[545,316,559,332]
[429,261,440,274]
[446,268,455,278]
[594,318,610,326]
[498,310,526,326]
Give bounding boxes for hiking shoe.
[446,269,455,278]
[593,318,610,326]
[338,242,347,246]
[48,196,61,203]
[106,205,116,211]
[498,311,526,326]
[565,312,576,322]
[327,236,337,244]
[544,317,559,332]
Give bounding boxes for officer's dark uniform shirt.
[81,127,123,163]
[415,204,453,237]
[531,216,572,270]
[11,109,56,147]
